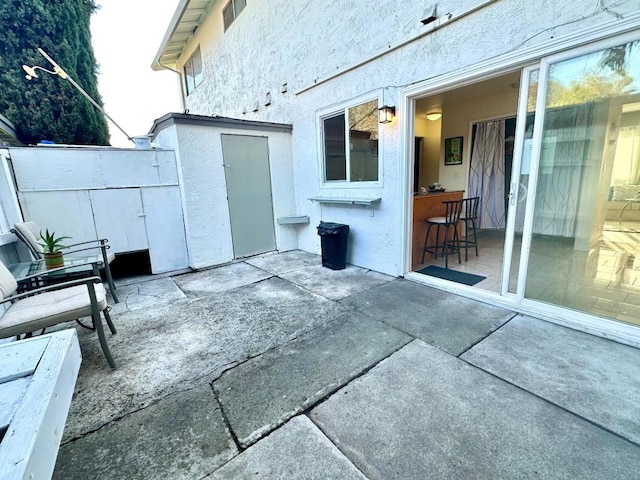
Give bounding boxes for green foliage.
[0,0,110,145]
[39,229,71,254]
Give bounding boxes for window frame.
[183,47,204,96]
[317,93,384,189]
[223,0,246,31]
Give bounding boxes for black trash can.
[317,222,350,270]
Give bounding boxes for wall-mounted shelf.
[309,197,381,206]
[277,215,310,225]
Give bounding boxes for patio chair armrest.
[64,245,110,257]
[67,239,109,248]
[19,262,100,281]
[0,276,103,304]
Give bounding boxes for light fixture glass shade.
[378,105,395,124]
[426,111,442,121]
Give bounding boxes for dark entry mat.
[417,265,486,286]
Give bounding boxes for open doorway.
[410,71,521,291]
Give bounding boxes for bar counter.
[412,190,464,268]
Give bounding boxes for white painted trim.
[317,91,384,189]
[501,66,537,295]
[0,150,23,234]
[400,92,414,276]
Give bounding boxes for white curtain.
[468,120,506,229]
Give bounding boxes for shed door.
[221,134,276,258]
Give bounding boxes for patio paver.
[244,250,322,275]
[343,279,515,355]
[462,314,640,444]
[109,276,187,314]
[310,340,640,479]
[174,261,272,295]
[208,416,366,480]
[62,275,348,442]
[281,264,393,300]
[54,385,237,480]
[48,251,640,479]
[214,312,412,446]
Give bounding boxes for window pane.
[184,61,195,95]
[192,48,203,87]
[234,0,246,16]
[348,100,379,182]
[324,114,346,181]
[223,1,234,30]
[525,39,640,327]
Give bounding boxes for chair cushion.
[14,221,44,255]
[0,283,107,338]
[427,216,447,224]
[0,261,18,300]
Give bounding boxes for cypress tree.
[0,0,109,145]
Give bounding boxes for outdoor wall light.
[22,48,134,143]
[426,111,442,121]
[378,105,396,124]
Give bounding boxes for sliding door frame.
[400,13,640,348]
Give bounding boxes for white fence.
[8,146,189,274]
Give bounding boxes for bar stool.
[459,196,480,261]
[421,200,463,269]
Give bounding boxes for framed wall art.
[444,136,463,165]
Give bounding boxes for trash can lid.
[317,222,350,234]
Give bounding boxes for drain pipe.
[159,61,187,112]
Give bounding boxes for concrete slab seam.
[460,356,640,449]
[214,332,413,450]
[298,337,415,418]
[210,382,244,452]
[59,379,222,446]
[209,316,351,389]
[277,273,394,302]
[455,312,519,357]
[305,412,372,480]
[207,316,366,445]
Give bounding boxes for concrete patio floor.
[52,250,640,479]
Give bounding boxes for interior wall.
[414,115,442,189]
[440,86,520,193]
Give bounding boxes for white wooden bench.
[0,330,81,480]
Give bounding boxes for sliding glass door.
[504,34,640,327]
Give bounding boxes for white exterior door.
[221,134,276,258]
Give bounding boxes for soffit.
[152,0,217,71]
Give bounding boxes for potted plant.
[39,229,71,269]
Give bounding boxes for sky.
[90,0,182,147]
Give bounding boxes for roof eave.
[152,0,216,71]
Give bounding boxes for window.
[223,0,246,31]
[184,47,204,95]
[322,99,379,183]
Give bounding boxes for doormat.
[417,265,486,286]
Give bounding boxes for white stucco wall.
[161,0,640,275]
[153,120,296,269]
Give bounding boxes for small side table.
[9,255,103,293]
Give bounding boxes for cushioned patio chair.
[12,221,119,303]
[0,260,117,369]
